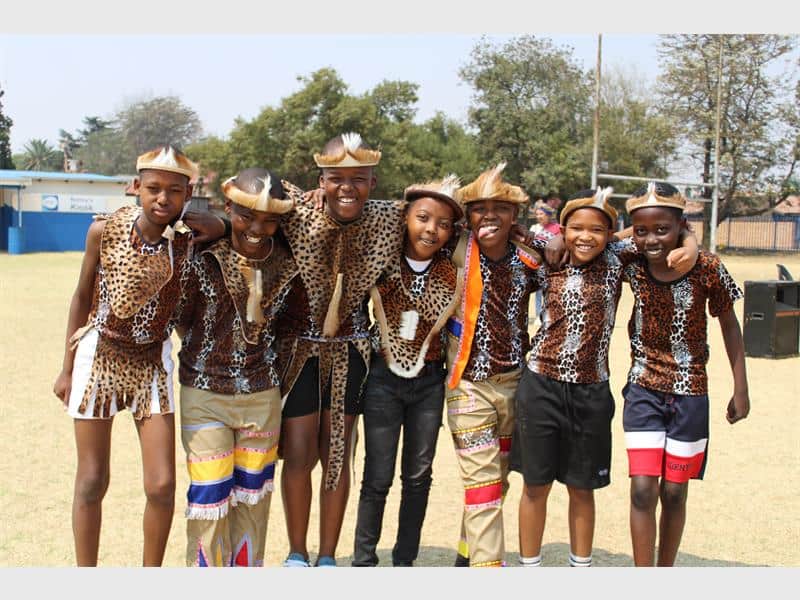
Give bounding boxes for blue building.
[0,170,132,253]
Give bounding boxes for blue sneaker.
[316,555,337,567]
[283,552,311,567]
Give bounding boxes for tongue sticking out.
[478,225,498,240]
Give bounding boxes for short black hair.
[568,189,596,201]
[631,181,680,198]
[233,167,285,198]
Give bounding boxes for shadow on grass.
[333,543,762,567]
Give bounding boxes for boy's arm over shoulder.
[608,236,639,265]
[52,219,105,406]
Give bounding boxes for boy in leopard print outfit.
[444,163,543,567]
[622,182,749,567]
[510,187,699,568]
[175,168,299,567]
[276,133,406,567]
[352,175,464,567]
[53,145,198,566]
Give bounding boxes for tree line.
[1,34,797,222]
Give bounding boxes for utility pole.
[591,33,602,190]
[710,35,724,253]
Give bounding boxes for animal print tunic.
[177,238,298,395]
[369,253,462,377]
[623,251,743,395]
[278,199,406,489]
[73,205,190,419]
[527,239,638,384]
[452,243,540,383]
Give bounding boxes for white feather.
[646,181,658,204]
[341,132,363,154]
[439,173,461,199]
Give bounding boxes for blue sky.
[1,1,795,155]
[0,34,665,153]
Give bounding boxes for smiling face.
[466,199,519,258]
[562,207,614,266]
[135,169,191,228]
[630,206,684,267]
[319,166,376,223]
[404,196,455,261]
[226,201,280,260]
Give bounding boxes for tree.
[116,95,203,155]
[188,68,479,200]
[20,138,62,171]
[70,97,203,175]
[75,129,134,176]
[657,34,798,230]
[596,65,677,196]
[0,85,13,169]
[459,35,593,198]
[775,55,800,199]
[78,116,111,142]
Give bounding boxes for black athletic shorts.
[510,368,615,489]
[281,342,368,419]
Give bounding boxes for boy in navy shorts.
[622,182,750,567]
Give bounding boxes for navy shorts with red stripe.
[622,382,709,483]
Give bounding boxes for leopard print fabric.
[177,238,298,395]
[624,250,743,395]
[100,205,176,319]
[279,199,406,490]
[76,205,190,419]
[528,239,638,384]
[459,245,538,382]
[369,252,462,377]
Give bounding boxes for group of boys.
[54,132,750,568]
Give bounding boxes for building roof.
[773,194,800,215]
[0,170,131,186]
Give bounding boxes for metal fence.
[686,214,800,253]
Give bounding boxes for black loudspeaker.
[743,280,800,358]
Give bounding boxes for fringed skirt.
[67,327,175,420]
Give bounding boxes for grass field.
[1,251,798,567]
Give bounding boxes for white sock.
[568,552,592,567]
[518,554,542,567]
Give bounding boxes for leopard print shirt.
[177,238,298,395]
[279,200,406,344]
[624,251,743,395]
[369,252,459,374]
[90,205,189,346]
[527,239,638,384]
[462,244,539,382]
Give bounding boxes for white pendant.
[398,310,420,341]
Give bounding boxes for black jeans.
[352,353,445,566]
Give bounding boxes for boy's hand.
[666,247,692,270]
[183,210,225,244]
[726,391,750,424]
[301,189,326,211]
[545,234,568,269]
[510,223,534,246]
[53,371,72,407]
[667,230,699,273]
